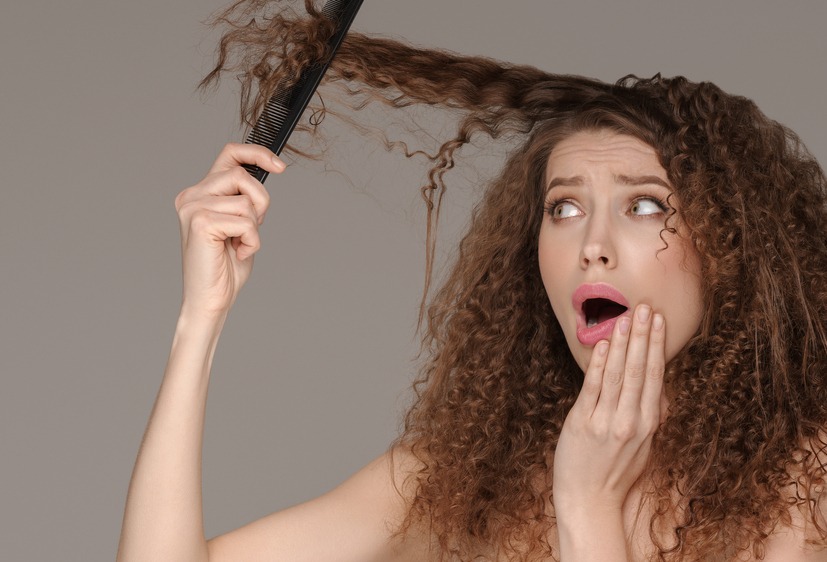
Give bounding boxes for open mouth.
[583,298,628,328]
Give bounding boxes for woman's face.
[538,129,704,372]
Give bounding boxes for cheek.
[538,234,572,313]
[656,244,704,359]
[538,232,590,369]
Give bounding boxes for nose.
[579,218,617,270]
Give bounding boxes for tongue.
[597,303,627,324]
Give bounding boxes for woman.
[117,1,827,560]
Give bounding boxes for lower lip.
[576,316,623,346]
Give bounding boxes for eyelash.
[543,195,670,221]
[542,198,564,218]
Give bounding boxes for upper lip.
[572,283,630,323]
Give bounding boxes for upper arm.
[206,447,423,562]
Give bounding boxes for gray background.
[2,1,825,560]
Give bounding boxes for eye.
[629,196,668,216]
[546,199,583,220]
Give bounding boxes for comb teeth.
[321,0,347,18]
[245,90,291,147]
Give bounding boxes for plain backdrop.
[2,1,825,560]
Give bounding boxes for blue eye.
[630,197,667,216]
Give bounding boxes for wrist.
[179,302,229,329]
[555,501,623,529]
[556,507,628,562]
[170,307,228,370]
[553,491,623,521]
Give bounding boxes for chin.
[573,351,590,374]
[561,339,590,374]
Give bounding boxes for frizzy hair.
[198,1,827,560]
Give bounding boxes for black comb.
[242,0,364,183]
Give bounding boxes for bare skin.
[117,142,827,562]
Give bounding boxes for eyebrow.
[545,174,672,195]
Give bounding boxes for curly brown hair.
[199,2,827,560]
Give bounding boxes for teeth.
[587,318,598,328]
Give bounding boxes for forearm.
[117,309,227,562]
[556,508,630,562]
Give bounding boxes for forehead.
[545,130,665,178]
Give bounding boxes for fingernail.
[653,314,664,331]
[597,341,609,356]
[619,316,631,335]
[272,156,286,171]
[637,305,651,322]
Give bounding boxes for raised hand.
[552,304,666,519]
[173,143,286,319]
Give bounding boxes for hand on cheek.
[552,304,666,517]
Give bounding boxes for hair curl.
[199,1,827,560]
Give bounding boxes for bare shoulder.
[760,430,827,561]
[207,445,428,562]
[760,493,827,561]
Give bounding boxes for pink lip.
[572,283,631,346]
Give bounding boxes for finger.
[595,313,632,411]
[574,340,610,414]
[616,304,653,415]
[209,142,286,176]
[640,313,666,429]
[182,167,271,223]
[179,194,260,227]
[189,210,260,260]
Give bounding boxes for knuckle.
[244,217,260,237]
[646,364,664,380]
[604,367,623,385]
[236,192,253,208]
[625,364,646,379]
[588,421,609,440]
[642,415,660,435]
[612,421,637,441]
[177,200,196,220]
[174,188,191,210]
[223,141,241,153]
[651,330,666,345]
[189,209,212,230]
